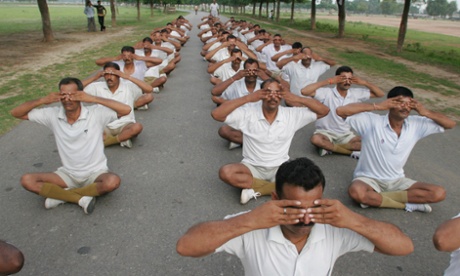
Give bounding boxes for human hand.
[247,200,307,229]
[306,198,355,228]
[45,92,63,104]
[350,76,366,86]
[408,98,428,115]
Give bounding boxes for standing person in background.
[93,0,107,32]
[210,0,219,17]
[84,1,96,32]
[194,5,198,15]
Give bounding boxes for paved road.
[1,11,459,276]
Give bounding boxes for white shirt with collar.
[262,43,292,72]
[28,104,117,179]
[221,78,262,102]
[84,81,139,129]
[225,105,317,167]
[213,62,244,82]
[282,60,331,96]
[347,112,444,181]
[314,87,370,134]
[114,60,148,82]
[217,222,374,276]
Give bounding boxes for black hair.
[59,77,83,91]
[243,58,259,69]
[231,48,242,55]
[335,65,353,76]
[227,34,237,41]
[103,62,120,71]
[292,42,303,49]
[261,78,280,89]
[121,46,135,54]
[142,37,153,43]
[387,86,414,99]
[275,158,326,198]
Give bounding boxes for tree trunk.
[290,0,295,23]
[337,0,346,38]
[266,0,269,17]
[110,0,116,27]
[253,1,256,16]
[259,1,263,18]
[136,0,140,21]
[311,0,316,30]
[37,0,54,42]
[396,0,411,53]
[150,0,154,17]
[276,0,280,22]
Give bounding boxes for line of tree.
[36,0,459,53]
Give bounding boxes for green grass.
[0,4,181,135]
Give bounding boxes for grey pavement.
[1,11,460,276]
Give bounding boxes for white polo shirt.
[28,104,117,179]
[262,44,292,72]
[445,213,460,276]
[84,82,138,129]
[221,78,262,101]
[217,223,374,276]
[282,60,330,96]
[212,48,248,63]
[225,105,317,167]
[315,87,370,134]
[347,113,444,181]
[213,62,244,82]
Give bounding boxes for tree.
[426,0,457,17]
[396,0,411,53]
[337,0,346,38]
[381,0,398,15]
[311,0,317,30]
[110,0,117,27]
[37,0,54,42]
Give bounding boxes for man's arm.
[133,54,162,68]
[71,91,131,118]
[433,216,460,252]
[205,42,227,62]
[350,76,385,98]
[10,93,62,120]
[211,69,247,96]
[336,97,401,119]
[95,54,122,66]
[207,57,232,74]
[150,44,174,55]
[311,52,336,66]
[255,40,271,53]
[271,48,294,62]
[301,75,341,97]
[114,69,153,94]
[235,41,257,60]
[309,199,414,256]
[211,89,267,122]
[282,89,330,119]
[410,98,456,129]
[176,199,305,257]
[276,53,301,70]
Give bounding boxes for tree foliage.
[426,0,458,17]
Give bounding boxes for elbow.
[444,120,456,130]
[433,230,454,252]
[335,107,348,119]
[317,107,330,119]
[176,238,191,257]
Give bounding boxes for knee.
[9,249,25,274]
[20,174,35,191]
[145,93,154,103]
[103,174,121,193]
[132,123,143,136]
[159,76,167,85]
[348,185,365,202]
[310,134,321,147]
[431,186,446,202]
[217,126,228,139]
[219,165,232,182]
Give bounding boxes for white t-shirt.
[225,105,317,167]
[221,78,262,102]
[282,60,330,96]
[84,82,139,129]
[445,213,460,276]
[28,104,117,179]
[262,44,292,71]
[217,222,374,276]
[213,62,244,82]
[314,87,370,134]
[347,113,444,181]
[115,60,148,82]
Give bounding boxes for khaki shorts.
[242,162,278,183]
[313,129,357,145]
[354,176,416,193]
[55,167,108,189]
[104,123,130,136]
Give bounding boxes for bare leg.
[92,172,121,195]
[117,123,143,142]
[20,172,68,194]
[219,163,253,189]
[0,241,24,275]
[218,125,243,144]
[150,76,167,88]
[406,182,446,203]
[134,93,154,108]
[310,133,335,152]
[348,180,383,207]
